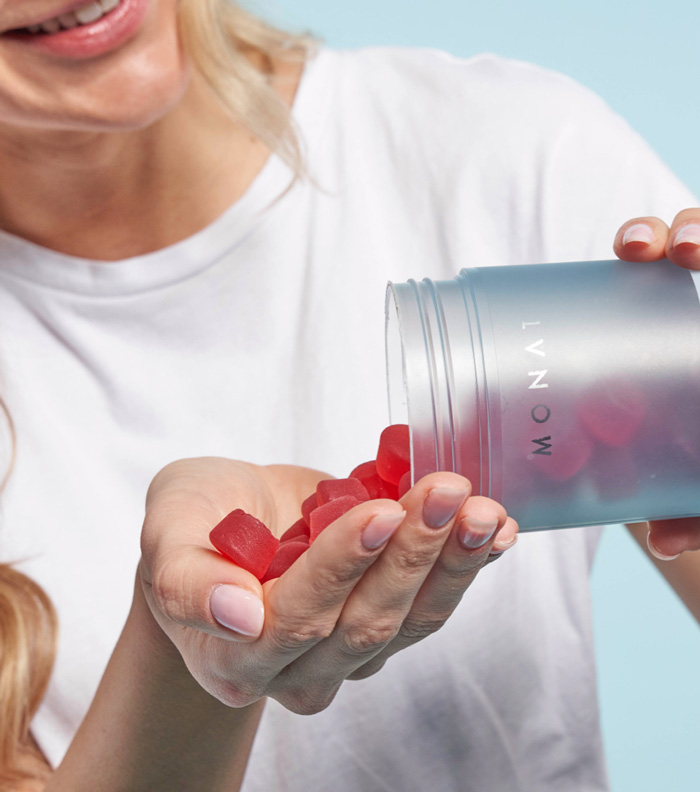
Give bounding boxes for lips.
[2,0,149,59]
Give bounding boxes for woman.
[0,0,698,790]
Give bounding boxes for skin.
[0,0,300,260]
[0,1,697,789]
[614,216,700,616]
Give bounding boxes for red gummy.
[301,492,318,526]
[280,518,310,544]
[209,509,279,580]
[529,425,593,482]
[591,445,639,500]
[577,381,646,448]
[376,424,411,486]
[349,460,399,500]
[260,539,309,583]
[397,470,412,498]
[308,495,360,542]
[316,477,370,506]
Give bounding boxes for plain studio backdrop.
[252,2,699,790]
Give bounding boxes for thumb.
[139,547,266,642]
[647,517,700,560]
[140,458,274,642]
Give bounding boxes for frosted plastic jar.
[386,259,700,531]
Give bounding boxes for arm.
[615,211,700,623]
[45,574,263,792]
[35,456,515,792]
[626,522,700,624]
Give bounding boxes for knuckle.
[310,557,373,594]
[432,559,482,593]
[338,621,399,657]
[399,615,449,643]
[395,545,440,574]
[210,676,263,709]
[268,621,334,654]
[278,685,339,716]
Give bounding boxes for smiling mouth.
[10,0,122,35]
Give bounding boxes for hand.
[615,209,700,559]
[613,208,700,271]
[138,458,517,713]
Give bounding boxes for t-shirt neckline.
[0,48,334,297]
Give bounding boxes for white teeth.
[23,0,121,33]
[57,12,79,29]
[39,17,61,33]
[74,2,104,24]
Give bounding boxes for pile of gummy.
[209,425,411,583]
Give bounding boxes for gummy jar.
[385,259,700,531]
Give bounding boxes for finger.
[396,495,509,614]
[479,516,519,568]
[647,517,700,560]
[140,459,279,644]
[349,500,515,680]
[613,217,669,262]
[142,543,267,641]
[238,501,406,688]
[665,208,700,270]
[271,474,471,699]
[489,515,519,554]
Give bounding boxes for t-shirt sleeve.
[424,53,698,271]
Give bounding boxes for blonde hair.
[0,3,313,785]
[178,0,315,176]
[1,397,55,788]
[0,565,57,789]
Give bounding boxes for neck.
[0,63,301,261]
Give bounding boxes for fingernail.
[423,487,470,529]
[210,585,264,636]
[673,223,700,247]
[494,535,518,552]
[622,223,655,246]
[458,514,498,549]
[362,510,405,550]
[646,532,680,562]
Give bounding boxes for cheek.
[0,8,190,131]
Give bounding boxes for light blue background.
[255,1,700,790]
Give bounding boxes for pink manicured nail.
[646,532,680,562]
[422,487,470,529]
[362,511,405,549]
[210,585,264,636]
[673,223,700,247]
[458,515,498,549]
[622,223,655,246]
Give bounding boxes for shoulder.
[320,46,621,140]
[308,45,653,199]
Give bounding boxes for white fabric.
[0,47,695,791]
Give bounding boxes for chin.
[0,2,191,134]
[65,58,192,132]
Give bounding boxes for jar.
[385,259,700,531]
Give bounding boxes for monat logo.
[522,321,552,457]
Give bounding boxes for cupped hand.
[138,458,517,714]
[615,209,700,558]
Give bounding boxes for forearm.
[626,522,700,624]
[45,576,264,792]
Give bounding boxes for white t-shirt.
[0,47,695,791]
